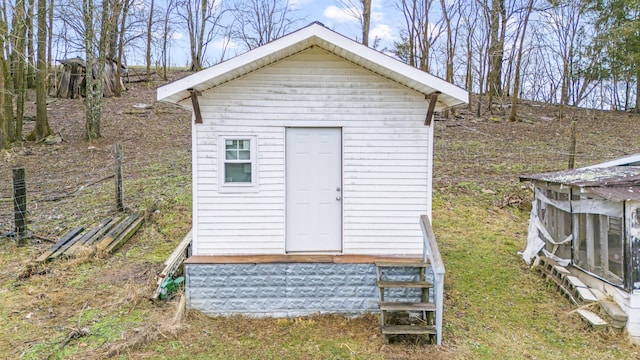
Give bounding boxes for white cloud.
[371,11,384,22]
[369,24,396,42]
[323,5,358,23]
[172,32,184,41]
[211,38,238,50]
[290,0,314,8]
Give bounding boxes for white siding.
[193,47,429,256]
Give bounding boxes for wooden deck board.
[381,325,436,335]
[377,280,433,288]
[185,255,425,265]
[379,302,435,311]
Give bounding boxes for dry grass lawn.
[1,78,640,359]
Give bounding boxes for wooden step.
[379,302,436,312]
[376,261,429,268]
[377,280,433,289]
[381,325,437,335]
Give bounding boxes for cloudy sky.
[307,0,398,46]
[162,0,400,67]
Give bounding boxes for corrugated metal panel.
[521,166,640,187]
[589,186,640,201]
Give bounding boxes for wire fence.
[0,148,191,239]
[0,115,634,239]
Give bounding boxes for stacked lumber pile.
[36,213,144,263]
[152,230,191,300]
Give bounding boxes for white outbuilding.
[157,22,467,344]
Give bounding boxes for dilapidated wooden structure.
[55,57,125,98]
[521,154,640,343]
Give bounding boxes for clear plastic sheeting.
[521,201,547,264]
[520,200,572,266]
[571,199,623,217]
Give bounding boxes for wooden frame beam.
[188,88,203,124]
[424,92,441,126]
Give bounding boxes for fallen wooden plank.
[49,232,86,259]
[104,217,144,254]
[66,217,121,256]
[35,226,84,262]
[95,213,139,251]
[576,309,607,328]
[51,218,115,258]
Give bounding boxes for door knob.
[336,187,341,192]
[336,196,341,201]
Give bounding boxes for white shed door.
[286,128,342,252]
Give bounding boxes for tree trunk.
[146,0,155,81]
[115,0,130,96]
[487,0,504,110]
[362,0,371,46]
[47,0,52,87]
[196,0,207,70]
[509,0,533,122]
[0,15,8,149]
[31,0,52,141]
[27,0,35,88]
[84,0,98,139]
[440,0,453,118]
[10,0,26,141]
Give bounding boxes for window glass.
[220,137,255,188]
[225,163,251,183]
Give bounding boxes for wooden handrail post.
[420,214,445,345]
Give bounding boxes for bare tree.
[83,0,98,139]
[177,0,227,71]
[0,1,10,148]
[160,0,177,80]
[336,0,371,45]
[29,0,52,141]
[146,0,154,80]
[508,0,534,122]
[394,0,444,72]
[544,0,585,119]
[231,0,301,50]
[26,0,35,88]
[10,0,27,141]
[115,0,131,96]
[438,0,459,117]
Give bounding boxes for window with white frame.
[218,136,258,192]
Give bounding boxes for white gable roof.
[157,22,468,110]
